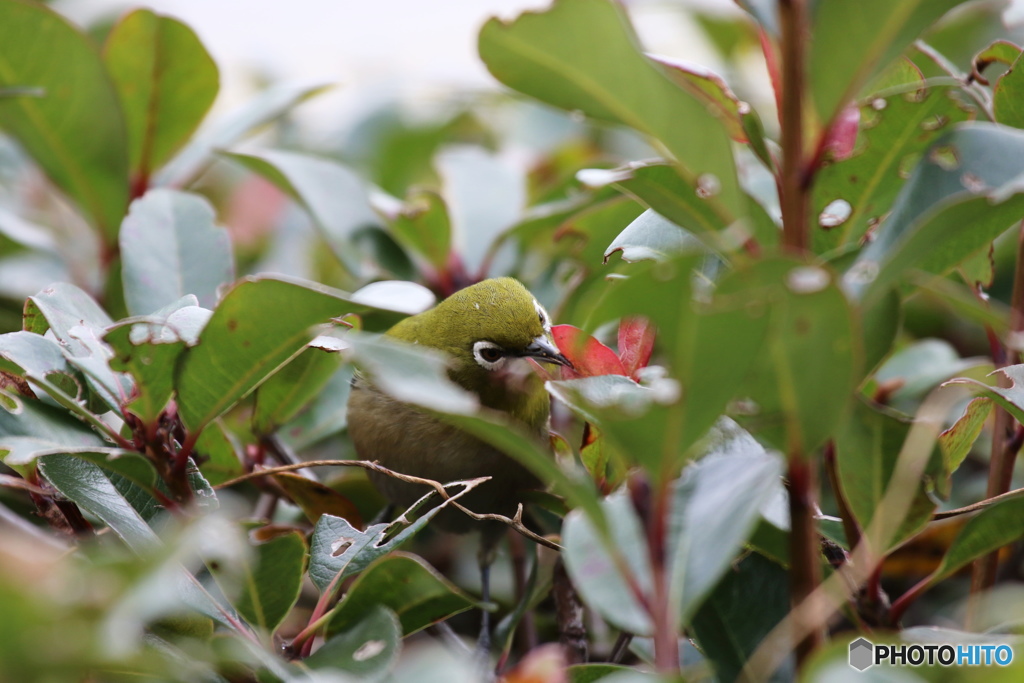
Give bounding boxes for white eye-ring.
[534,299,551,333]
[473,340,506,370]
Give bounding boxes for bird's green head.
[387,277,570,399]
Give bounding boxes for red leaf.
[617,316,655,379]
[551,324,625,379]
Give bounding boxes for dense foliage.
[2,0,1024,680]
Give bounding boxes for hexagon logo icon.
[849,637,874,671]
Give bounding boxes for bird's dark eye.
[479,346,503,363]
[538,312,545,325]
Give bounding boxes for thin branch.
[216,460,562,550]
[451,502,561,551]
[215,460,449,498]
[933,485,1024,520]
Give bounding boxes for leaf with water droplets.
[811,85,974,254]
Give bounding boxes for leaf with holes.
[809,0,967,126]
[847,124,1024,303]
[306,605,401,678]
[811,85,974,253]
[308,477,484,594]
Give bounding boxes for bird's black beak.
[522,336,572,367]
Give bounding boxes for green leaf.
[103,9,218,178]
[876,338,987,414]
[583,255,771,465]
[38,454,159,551]
[562,489,653,635]
[579,162,733,240]
[175,276,403,431]
[730,258,858,454]
[377,189,451,271]
[847,123,1024,303]
[104,301,211,424]
[105,328,182,425]
[603,209,706,263]
[308,477,483,594]
[324,553,476,637]
[809,0,967,126]
[650,56,748,143]
[861,288,902,376]
[120,189,234,316]
[994,51,1024,128]
[25,282,113,342]
[0,392,112,467]
[0,329,125,438]
[23,283,128,413]
[229,531,306,635]
[223,149,376,280]
[547,375,674,474]
[155,81,330,187]
[0,0,128,239]
[278,366,352,451]
[928,496,1024,583]
[306,605,400,679]
[252,345,341,435]
[193,420,242,487]
[668,440,784,624]
[938,397,992,498]
[0,329,80,397]
[479,0,740,214]
[811,85,974,254]
[947,363,1024,426]
[836,400,939,551]
[690,552,792,683]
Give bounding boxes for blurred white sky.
[53,0,738,134]
[51,0,1024,136]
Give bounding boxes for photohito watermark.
[849,637,1014,671]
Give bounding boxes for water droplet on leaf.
[818,199,852,228]
[695,173,720,199]
[786,266,830,294]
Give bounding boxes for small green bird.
[347,277,569,646]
